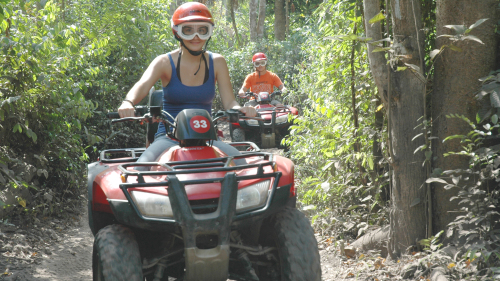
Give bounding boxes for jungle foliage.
[1,0,500,276]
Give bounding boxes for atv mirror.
[149,106,161,117]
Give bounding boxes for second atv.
[230,91,298,149]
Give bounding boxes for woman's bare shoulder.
[154,52,175,65]
[211,52,227,62]
[211,53,228,68]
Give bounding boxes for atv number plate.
[190,115,210,133]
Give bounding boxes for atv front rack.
[113,152,286,281]
[99,148,146,163]
[117,151,276,183]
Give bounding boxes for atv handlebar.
[243,91,282,99]
[108,107,263,125]
[212,109,265,123]
[107,105,151,120]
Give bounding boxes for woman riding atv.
[117,2,256,164]
[238,52,287,107]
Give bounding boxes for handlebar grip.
[107,112,121,119]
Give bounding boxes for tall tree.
[274,0,286,40]
[250,0,259,41]
[257,0,266,39]
[363,0,427,257]
[431,0,500,237]
[230,0,241,47]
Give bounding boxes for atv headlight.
[245,119,259,126]
[130,191,174,218]
[276,115,289,124]
[236,180,271,213]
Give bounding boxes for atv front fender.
[87,161,113,235]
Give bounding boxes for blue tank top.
[156,52,216,137]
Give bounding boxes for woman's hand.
[239,106,257,117]
[118,101,135,118]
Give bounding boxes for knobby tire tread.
[94,224,143,281]
[270,207,321,281]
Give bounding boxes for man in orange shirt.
[238,53,287,107]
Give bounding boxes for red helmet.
[171,2,214,29]
[252,52,267,62]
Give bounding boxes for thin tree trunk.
[274,0,286,40]
[257,0,266,39]
[350,23,367,186]
[431,0,499,238]
[285,0,289,35]
[250,0,258,41]
[230,0,241,47]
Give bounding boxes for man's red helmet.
[171,2,214,36]
[252,52,267,62]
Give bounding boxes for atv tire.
[231,128,247,151]
[258,207,321,281]
[231,128,246,142]
[93,224,143,281]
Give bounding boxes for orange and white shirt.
[243,71,283,94]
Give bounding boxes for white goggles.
[173,22,214,40]
[253,60,267,67]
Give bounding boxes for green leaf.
[444,25,467,35]
[347,205,360,211]
[426,178,448,184]
[462,35,484,44]
[490,91,500,107]
[425,150,432,161]
[448,45,462,53]
[492,114,498,124]
[368,157,374,170]
[410,197,420,207]
[13,124,21,133]
[430,49,440,60]
[467,18,489,32]
[372,47,391,53]
[368,12,385,25]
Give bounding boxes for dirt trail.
[10,205,338,281]
[29,214,93,281]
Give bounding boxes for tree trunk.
[257,0,266,39]
[431,0,500,238]
[250,0,259,42]
[387,0,427,258]
[230,0,241,48]
[274,0,286,41]
[285,0,289,35]
[363,0,427,258]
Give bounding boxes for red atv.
[230,91,299,149]
[87,106,321,280]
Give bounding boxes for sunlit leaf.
[368,12,386,25]
[444,25,467,34]
[467,18,489,33]
[426,178,448,184]
[430,49,440,60]
[18,199,26,208]
[462,35,484,44]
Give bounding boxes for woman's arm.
[118,54,171,118]
[214,54,256,117]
